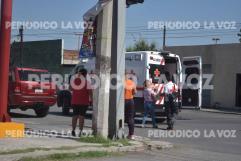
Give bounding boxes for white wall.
[166,43,241,108]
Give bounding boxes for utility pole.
[163,25,166,50]
[92,0,143,139]
[0,0,12,122]
[74,32,82,51]
[109,0,126,139]
[92,0,113,138]
[18,25,23,67]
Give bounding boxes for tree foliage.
[126,39,158,52]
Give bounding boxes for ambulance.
[70,51,183,115]
[125,51,183,115]
[60,51,202,116]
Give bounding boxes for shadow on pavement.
[9,112,37,118]
[48,111,93,120]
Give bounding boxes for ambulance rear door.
[182,56,202,109]
[147,53,166,108]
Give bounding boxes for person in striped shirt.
[142,80,158,129]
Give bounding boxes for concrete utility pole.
[92,1,113,138]
[163,25,166,50]
[19,25,23,67]
[74,32,82,51]
[0,0,12,122]
[109,0,126,139]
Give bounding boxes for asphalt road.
[10,106,241,161]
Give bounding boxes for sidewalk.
[0,135,172,161]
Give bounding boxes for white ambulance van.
[125,51,183,115]
[64,51,204,116]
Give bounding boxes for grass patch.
[79,135,112,144]
[53,146,81,151]
[78,135,132,147]
[19,151,116,161]
[117,139,132,146]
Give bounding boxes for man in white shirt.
[164,72,178,130]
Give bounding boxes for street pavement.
[10,105,241,161]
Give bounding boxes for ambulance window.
[183,60,199,66]
[185,67,200,84]
[149,64,164,84]
[165,58,177,64]
[134,54,142,61]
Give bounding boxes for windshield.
[18,70,49,82]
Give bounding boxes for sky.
[11,0,241,50]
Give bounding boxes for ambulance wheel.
[35,107,49,117]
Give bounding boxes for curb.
[133,136,173,150]
[201,109,241,115]
[0,142,144,161]
[0,136,173,161]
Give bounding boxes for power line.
[126,33,237,39]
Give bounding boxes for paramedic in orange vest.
[164,72,178,130]
[125,73,137,140]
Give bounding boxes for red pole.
[0,0,12,122]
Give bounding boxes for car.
[8,67,57,117]
[57,83,72,115]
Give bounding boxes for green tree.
[126,39,158,52]
[238,29,241,43]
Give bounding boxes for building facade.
[10,39,79,75]
[166,43,241,108]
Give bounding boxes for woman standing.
[71,68,92,137]
[142,80,158,128]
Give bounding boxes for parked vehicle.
[57,82,72,115]
[8,67,57,117]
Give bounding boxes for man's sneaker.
[141,124,145,128]
[78,131,82,137]
[71,130,76,137]
[127,135,135,140]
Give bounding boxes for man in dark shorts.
[164,72,178,130]
[71,68,92,137]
